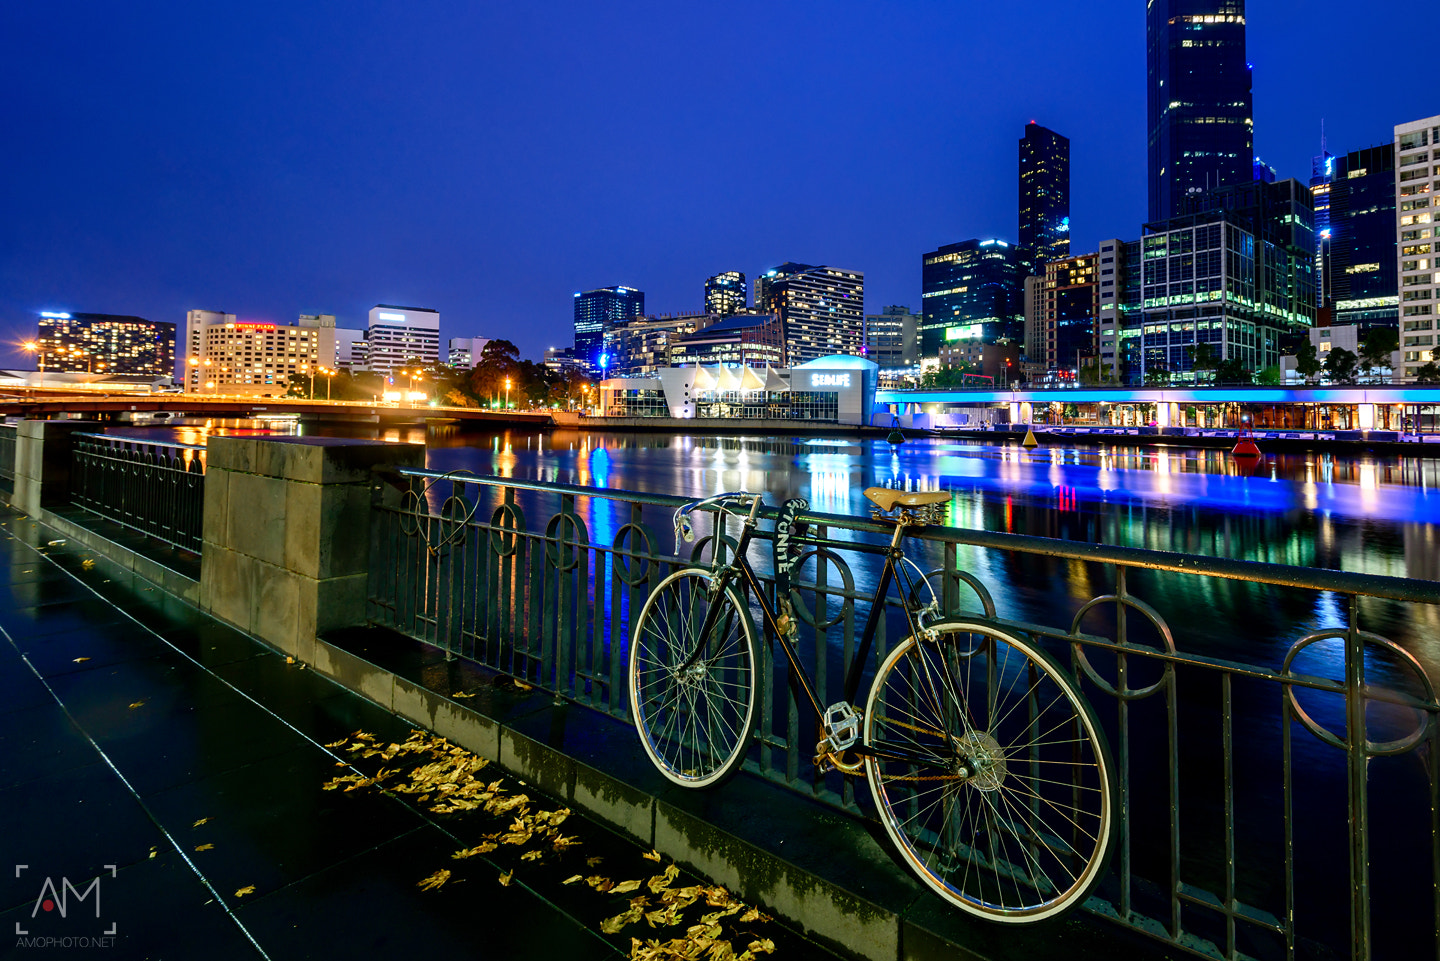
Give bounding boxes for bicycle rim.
[628,568,757,789]
[864,624,1113,921]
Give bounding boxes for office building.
[34,311,175,378]
[335,328,367,370]
[1019,123,1071,273]
[1146,0,1254,221]
[1327,144,1396,329]
[1133,178,1315,382]
[754,263,864,365]
[1252,157,1277,184]
[603,313,710,376]
[366,305,440,372]
[1396,115,1440,381]
[703,272,747,316]
[1038,254,1100,377]
[448,337,493,369]
[573,286,644,368]
[864,305,920,368]
[1311,150,1335,307]
[669,313,786,369]
[184,310,336,394]
[919,239,1029,360]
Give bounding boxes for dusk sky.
[0,1,1421,367]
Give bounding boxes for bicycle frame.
[685,499,944,770]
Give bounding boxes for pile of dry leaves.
[323,730,778,960]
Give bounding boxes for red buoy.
[1231,422,1262,458]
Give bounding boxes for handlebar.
[674,491,764,544]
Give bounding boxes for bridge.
[0,390,554,426]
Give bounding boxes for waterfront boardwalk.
[0,506,726,960]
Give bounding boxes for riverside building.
[366,305,439,372]
[34,311,175,377]
[920,240,1028,362]
[754,263,865,365]
[703,272,747,316]
[183,310,336,394]
[573,286,644,369]
[1019,122,1071,274]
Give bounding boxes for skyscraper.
[703,271,747,316]
[573,286,644,368]
[367,304,440,372]
[1019,123,1071,273]
[754,263,864,365]
[919,240,1029,360]
[1146,1,1254,222]
[1327,144,1396,329]
[1395,115,1440,381]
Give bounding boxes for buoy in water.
[1231,437,1262,457]
[887,429,905,445]
[1022,428,1039,448]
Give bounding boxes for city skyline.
[0,0,1421,365]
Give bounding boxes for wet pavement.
[0,507,628,960]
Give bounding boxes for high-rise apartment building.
[573,286,644,368]
[1134,178,1314,381]
[35,312,175,377]
[919,240,1029,361]
[1038,255,1100,376]
[1019,123,1071,273]
[1097,238,1141,381]
[366,305,440,372]
[864,305,920,368]
[703,272,747,316]
[1396,115,1440,381]
[335,327,367,370]
[1311,151,1335,307]
[1146,0,1254,221]
[1327,144,1397,329]
[184,311,336,394]
[605,313,709,376]
[754,263,864,365]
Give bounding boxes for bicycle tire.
[863,621,1114,922]
[629,568,758,789]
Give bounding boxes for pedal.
[818,702,861,754]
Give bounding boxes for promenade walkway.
[0,507,819,960]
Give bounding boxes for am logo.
[13,864,117,938]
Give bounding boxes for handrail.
[394,466,1440,605]
[73,431,206,453]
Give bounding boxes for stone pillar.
[11,420,105,516]
[199,436,424,661]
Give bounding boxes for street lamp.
[21,341,45,388]
[322,367,335,401]
[504,377,511,410]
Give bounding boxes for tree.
[1295,340,1322,383]
[1255,365,1282,386]
[1144,368,1171,387]
[1359,327,1399,382]
[469,340,521,407]
[1323,346,1359,385]
[1415,362,1440,385]
[1214,358,1251,385]
[1186,342,1220,383]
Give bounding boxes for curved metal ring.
[489,500,527,558]
[1281,629,1436,756]
[787,546,856,632]
[1070,592,1176,700]
[913,568,996,619]
[611,522,658,586]
[543,511,591,572]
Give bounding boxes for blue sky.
[0,0,1418,364]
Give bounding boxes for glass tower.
[573,286,644,368]
[1146,0,1254,222]
[703,271,747,316]
[1019,122,1071,274]
[919,240,1029,360]
[1327,144,1397,329]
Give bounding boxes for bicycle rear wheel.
[629,568,758,789]
[864,622,1114,922]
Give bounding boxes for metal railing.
[0,423,16,494]
[368,468,1440,960]
[70,433,205,552]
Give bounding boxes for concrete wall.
[10,420,103,516]
[198,436,424,661]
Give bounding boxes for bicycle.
[627,488,1115,922]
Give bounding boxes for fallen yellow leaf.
[195,844,214,852]
[643,848,662,862]
[234,886,256,898]
[193,817,210,827]
[72,657,90,663]
[128,701,145,710]
[498,870,514,887]
[612,879,643,894]
[562,875,583,885]
[521,850,543,861]
[417,869,452,891]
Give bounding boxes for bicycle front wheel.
[864,622,1114,922]
[628,568,758,789]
